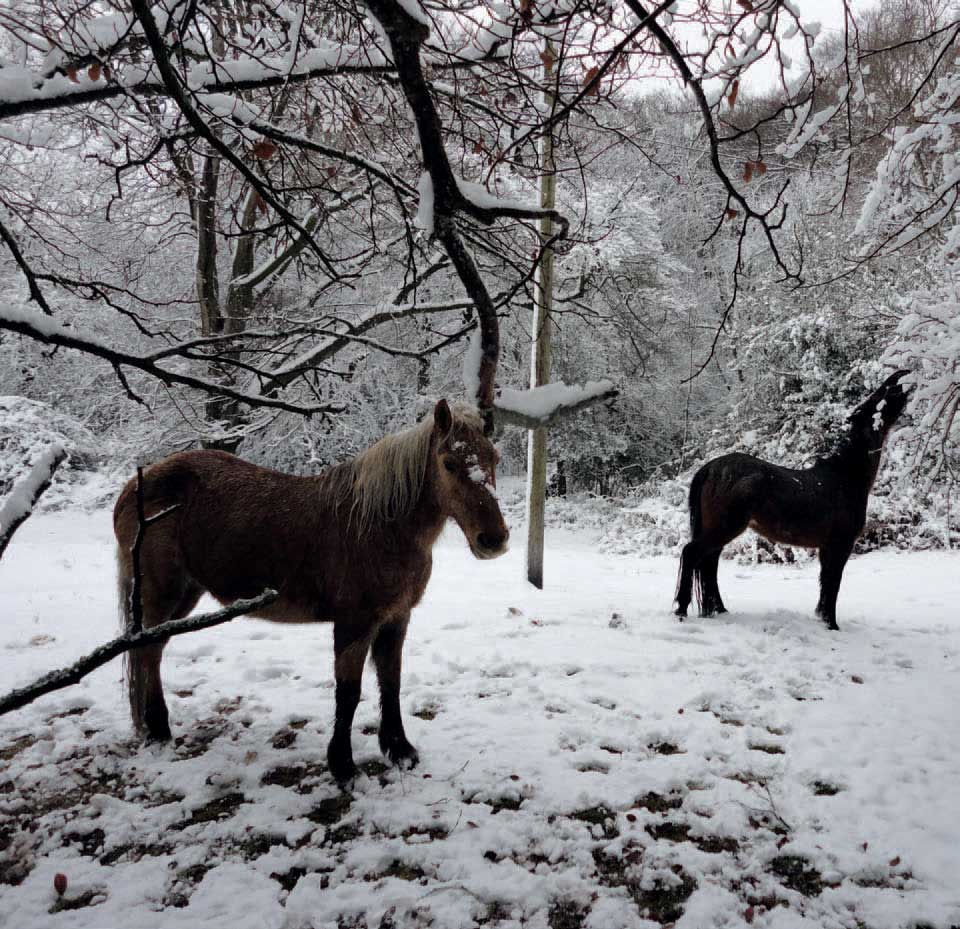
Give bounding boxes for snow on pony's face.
[432,399,508,560]
[850,370,911,451]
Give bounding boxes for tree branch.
[0,590,278,717]
[0,445,67,561]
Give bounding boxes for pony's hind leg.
[128,642,170,741]
[677,532,742,618]
[674,540,699,618]
[371,615,418,768]
[699,549,727,617]
[127,583,203,742]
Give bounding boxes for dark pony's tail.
[674,466,708,612]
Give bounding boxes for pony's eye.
[443,458,457,473]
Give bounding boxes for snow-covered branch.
[495,380,618,431]
[0,304,341,417]
[0,444,66,560]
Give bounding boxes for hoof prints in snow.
[3,514,960,928]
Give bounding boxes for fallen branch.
[0,444,67,561]
[0,589,278,717]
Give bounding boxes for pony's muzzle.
[474,529,509,559]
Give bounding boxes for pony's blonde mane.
[345,402,483,533]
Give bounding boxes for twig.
[0,589,278,717]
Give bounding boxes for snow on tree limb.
[0,444,66,561]
[0,590,278,717]
[495,380,618,431]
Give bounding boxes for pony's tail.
[117,544,144,733]
[688,466,708,612]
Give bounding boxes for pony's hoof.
[674,608,687,621]
[327,747,357,786]
[143,725,172,744]
[383,738,419,770]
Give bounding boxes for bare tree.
[0,0,956,435]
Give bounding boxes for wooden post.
[525,40,557,589]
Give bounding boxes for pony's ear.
[433,399,453,439]
[884,369,911,391]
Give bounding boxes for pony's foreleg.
[328,622,373,785]
[815,537,855,631]
[372,615,418,769]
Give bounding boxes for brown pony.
[114,400,508,783]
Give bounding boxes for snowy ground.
[1,505,959,929]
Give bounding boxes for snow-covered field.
[1,506,959,929]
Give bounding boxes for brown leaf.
[626,812,637,822]
[862,842,869,851]
[736,0,754,10]
[755,159,767,175]
[520,0,534,24]
[66,67,79,84]
[744,905,755,924]
[584,65,600,94]
[467,821,478,828]
[728,80,740,109]
[725,208,739,220]
[326,165,337,178]
[743,162,754,182]
[54,873,67,896]
[254,193,268,216]
[726,41,736,58]
[251,140,277,160]
[889,856,901,867]
[88,62,101,81]
[777,836,789,849]
[473,140,484,155]
[851,674,864,684]
[509,774,520,781]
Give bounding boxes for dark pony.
[114,400,508,783]
[674,370,910,629]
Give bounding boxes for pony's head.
[848,369,911,452]
[431,399,509,559]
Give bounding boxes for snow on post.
[0,443,66,560]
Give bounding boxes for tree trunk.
[525,40,557,590]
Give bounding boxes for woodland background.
[1,0,958,555]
